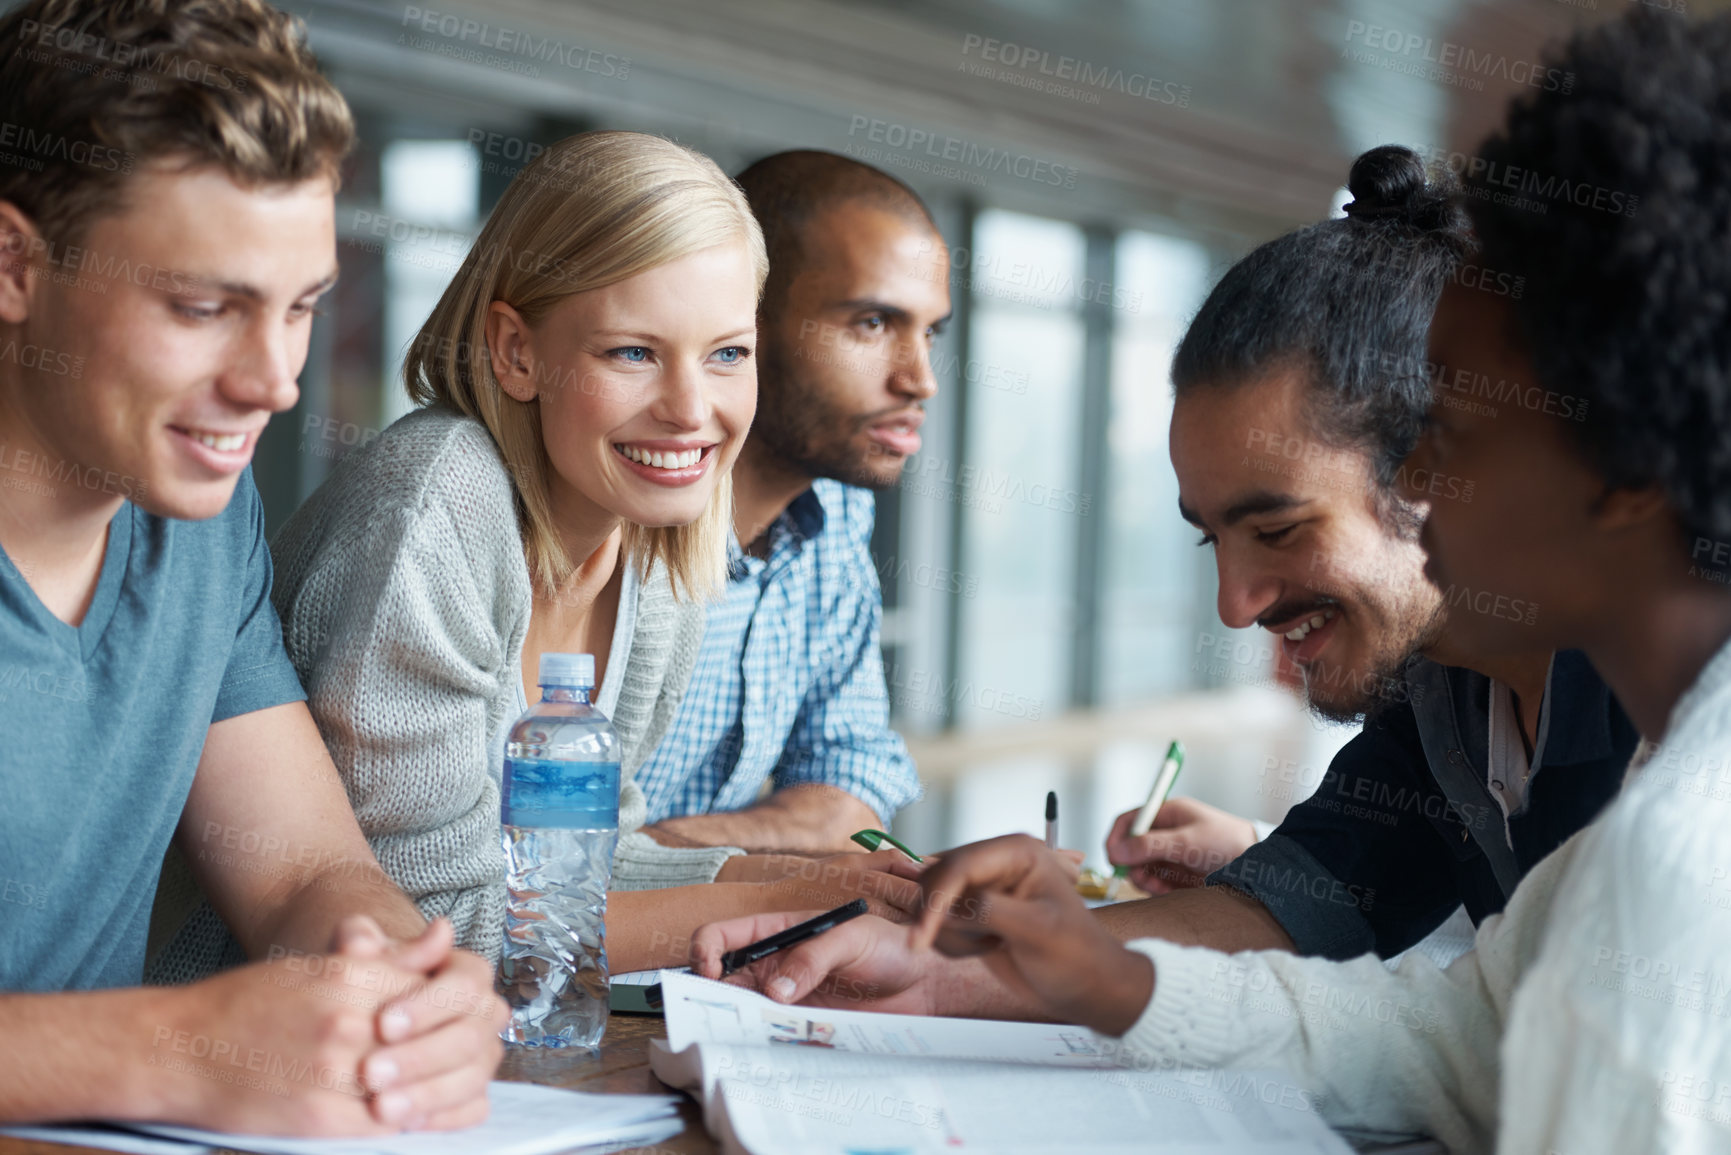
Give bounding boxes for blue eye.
[713,346,750,365]
[611,346,651,363]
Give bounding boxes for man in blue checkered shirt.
[635,152,951,853]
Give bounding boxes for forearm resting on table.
[237,859,429,960]
[608,877,889,971]
[1093,884,1296,954]
[644,783,881,855]
[0,987,188,1124]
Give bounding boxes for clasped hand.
[166,915,508,1136]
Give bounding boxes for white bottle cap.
[538,652,595,689]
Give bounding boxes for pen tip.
[1045,790,1057,820]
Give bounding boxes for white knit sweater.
[148,407,742,978]
[1117,635,1731,1154]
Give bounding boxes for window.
[952,210,1087,731]
[379,140,482,425]
[1097,230,1214,704]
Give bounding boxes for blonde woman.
[149,131,915,982]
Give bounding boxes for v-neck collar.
[0,503,134,661]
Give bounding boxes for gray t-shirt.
[0,472,305,992]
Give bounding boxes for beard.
[752,339,911,490]
[1298,597,1445,724]
[1273,540,1447,724]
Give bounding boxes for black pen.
[720,898,869,977]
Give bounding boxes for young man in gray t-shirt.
[0,0,504,1135]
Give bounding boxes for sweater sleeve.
[1114,831,1580,1154]
[608,564,744,890]
[278,498,518,962]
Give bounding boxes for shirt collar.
[726,484,830,580]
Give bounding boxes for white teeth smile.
[615,445,703,470]
[1281,608,1337,642]
[188,430,246,452]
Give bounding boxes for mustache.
[1256,594,1341,631]
[851,402,925,432]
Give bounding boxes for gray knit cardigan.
[146,406,741,981]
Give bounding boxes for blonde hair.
[405,131,767,601]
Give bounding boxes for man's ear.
[0,201,41,325]
[484,300,538,403]
[1591,483,1671,534]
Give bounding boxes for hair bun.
[1343,145,1455,231]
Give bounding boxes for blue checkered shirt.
[634,479,921,825]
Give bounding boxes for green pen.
[1113,740,1185,879]
[851,828,924,863]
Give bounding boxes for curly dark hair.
[1465,9,1731,547]
[0,0,354,247]
[1172,145,1472,504]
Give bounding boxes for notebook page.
[659,970,1118,1067]
[718,1065,1354,1155]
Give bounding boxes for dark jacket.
[1208,650,1638,959]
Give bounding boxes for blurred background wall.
[240,0,1699,865]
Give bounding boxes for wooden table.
[0,1014,1448,1155]
[0,1012,717,1155]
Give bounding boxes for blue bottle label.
[502,757,621,828]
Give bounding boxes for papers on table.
[650,971,1356,1155]
[1,1081,682,1155]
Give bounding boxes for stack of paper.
[1,1081,682,1155]
[649,970,1356,1155]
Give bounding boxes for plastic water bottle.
[498,652,619,1049]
